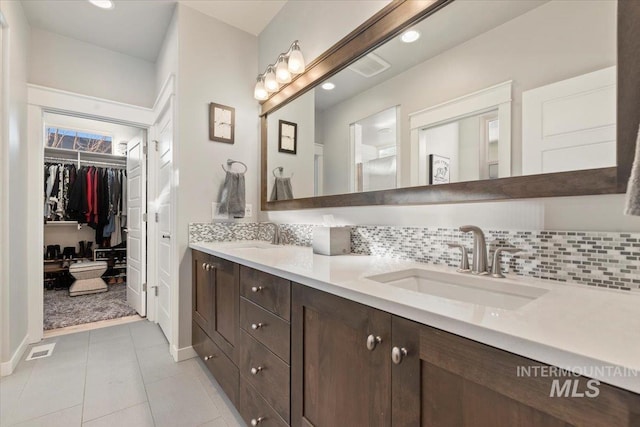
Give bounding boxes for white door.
[153,105,173,340]
[126,132,147,316]
[522,66,616,175]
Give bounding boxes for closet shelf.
[44,221,80,226]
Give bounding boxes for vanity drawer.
[240,298,290,363]
[240,379,288,427]
[192,321,239,406]
[240,266,291,321]
[240,331,290,423]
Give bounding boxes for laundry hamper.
[68,261,108,297]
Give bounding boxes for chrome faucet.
[261,222,282,245]
[459,225,489,275]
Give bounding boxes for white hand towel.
[624,125,640,216]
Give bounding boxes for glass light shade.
[88,0,114,9]
[254,79,268,101]
[276,57,292,84]
[264,67,279,92]
[288,48,305,74]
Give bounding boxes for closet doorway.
[42,112,147,333]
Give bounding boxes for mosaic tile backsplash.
[189,223,640,292]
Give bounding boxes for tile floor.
[0,320,245,427]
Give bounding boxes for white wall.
[267,90,315,199]
[0,0,30,371]
[29,28,156,107]
[457,115,480,182]
[156,8,178,97]
[258,0,390,70]
[175,4,258,348]
[259,0,640,233]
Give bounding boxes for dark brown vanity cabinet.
[193,252,640,427]
[291,283,392,427]
[390,316,640,427]
[238,266,292,427]
[292,283,640,427]
[192,250,240,404]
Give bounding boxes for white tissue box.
[312,227,351,256]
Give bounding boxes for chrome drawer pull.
[251,417,264,426]
[204,355,215,361]
[251,286,264,293]
[251,323,264,330]
[250,366,263,375]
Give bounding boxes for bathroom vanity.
[190,243,640,427]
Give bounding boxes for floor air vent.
[25,343,56,361]
[348,53,391,78]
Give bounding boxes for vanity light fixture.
[321,82,335,90]
[88,0,114,9]
[254,41,306,100]
[400,29,420,43]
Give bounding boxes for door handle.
[162,234,171,239]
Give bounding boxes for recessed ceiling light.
[400,29,420,43]
[321,82,335,91]
[88,0,114,10]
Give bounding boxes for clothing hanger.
[221,159,248,174]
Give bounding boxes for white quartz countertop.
[190,241,640,394]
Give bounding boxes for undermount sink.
[366,268,548,310]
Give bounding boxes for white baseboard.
[170,344,197,362]
[0,334,29,376]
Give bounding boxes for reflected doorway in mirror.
[278,120,297,154]
[429,154,450,185]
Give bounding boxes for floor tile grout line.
[80,331,91,425]
[130,322,158,427]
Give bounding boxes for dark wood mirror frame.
[261,0,640,211]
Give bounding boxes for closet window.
[46,127,113,154]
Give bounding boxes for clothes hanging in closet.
[45,163,127,248]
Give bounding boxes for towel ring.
[222,159,247,174]
[272,166,294,178]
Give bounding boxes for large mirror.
[262,0,639,209]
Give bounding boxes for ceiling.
[20,0,287,62]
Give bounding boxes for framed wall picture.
[209,102,235,144]
[278,120,297,154]
[429,154,450,185]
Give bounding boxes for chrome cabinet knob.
[250,417,264,426]
[205,263,211,271]
[202,262,207,271]
[250,366,263,375]
[366,334,382,351]
[204,355,214,361]
[251,323,264,330]
[251,286,264,293]
[391,347,408,365]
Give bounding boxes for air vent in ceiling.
[347,53,390,78]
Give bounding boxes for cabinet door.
[391,316,640,427]
[209,255,240,365]
[292,283,392,427]
[192,250,214,335]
